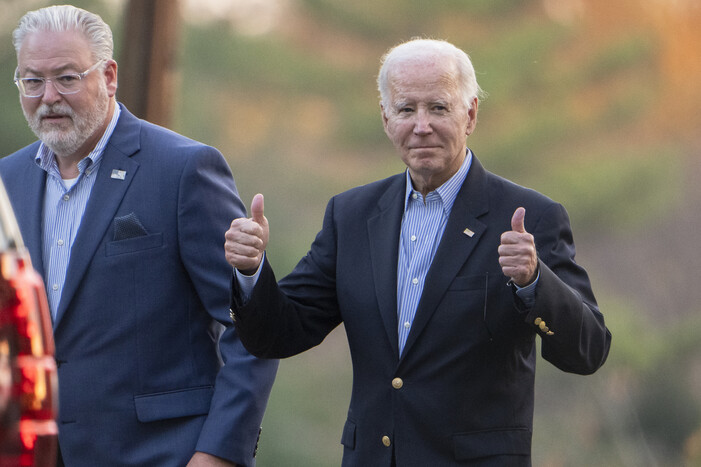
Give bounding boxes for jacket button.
[392,377,403,389]
[382,435,391,447]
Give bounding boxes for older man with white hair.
[225,38,611,466]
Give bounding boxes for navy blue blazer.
[0,104,278,467]
[231,155,610,466]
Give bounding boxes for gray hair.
[13,5,114,62]
[377,38,485,111]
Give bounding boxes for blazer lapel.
[400,157,490,359]
[15,158,47,277]
[367,174,406,361]
[53,106,141,328]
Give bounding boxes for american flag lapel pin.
[111,169,127,180]
[463,227,475,237]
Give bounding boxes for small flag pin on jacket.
[111,169,127,180]
[463,227,474,237]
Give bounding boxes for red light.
[19,427,35,450]
[0,251,57,467]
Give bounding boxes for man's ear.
[381,103,390,132]
[465,97,478,136]
[104,59,118,97]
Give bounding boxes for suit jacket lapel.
[54,105,141,328]
[16,156,47,277]
[400,157,490,360]
[367,174,405,361]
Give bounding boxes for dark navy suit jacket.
[231,155,610,466]
[0,104,278,466]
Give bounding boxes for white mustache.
[35,103,74,120]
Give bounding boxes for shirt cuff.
[513,270,540,309]
[234,254,265,302]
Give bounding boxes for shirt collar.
[403,148,473,215]
[34,104,122,176]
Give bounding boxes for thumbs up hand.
[225,194,269,274]
[498,207,538,286]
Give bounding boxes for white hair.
[13,5,114,63]
[377,38,485,111]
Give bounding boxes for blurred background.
[2,0,701,465]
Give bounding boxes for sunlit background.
[2,0,701,465]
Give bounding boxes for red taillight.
[0,252,57,467]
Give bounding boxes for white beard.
[23,82,110,158]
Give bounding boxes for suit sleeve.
[231,197,344,359]
[177,146,278,465]
[526,202,611,375]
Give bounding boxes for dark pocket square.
[113,213,149,241]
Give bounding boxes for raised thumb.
[511,207,526,233]
[250,193,265,224]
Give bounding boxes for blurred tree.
[119,0,181,126]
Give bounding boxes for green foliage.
[185,27,359,96]
[636,362,700,459]
[255,328,351,466]
[600,295,664,371]
[470,18,571,104]
[534,146,683,231]
[0,51,34,154]
[583,34,657,83]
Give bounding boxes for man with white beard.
[0,5,277,467]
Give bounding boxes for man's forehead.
[389,55,457,82]
[389,66,460,100]
[19,29,91,56]
[18,29,92,70]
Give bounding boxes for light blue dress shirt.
[39,105,121,320]
[396,151,473,353]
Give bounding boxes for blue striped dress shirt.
[396,150,472,354]
[38,105,121,319]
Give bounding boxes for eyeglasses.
[13,60,105,98]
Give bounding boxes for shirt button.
[392,378,403,389]
[382,435,391,447]
[63,194,70,201]
[57,239,64,246]
[412,278,419,285]
[404,321,411,330]
[410,235,417,242]
[52,284,59,291]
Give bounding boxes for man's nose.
[41,79,63,104]
[413,109,433,135]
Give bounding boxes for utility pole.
[119,0,181,127]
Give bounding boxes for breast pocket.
[105,232,163,256]
[448,274,488,291]
[436,274,492,343]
